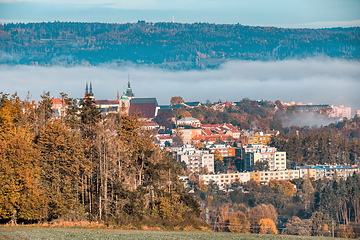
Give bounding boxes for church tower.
[124,74,134,100]
[84,82,95,99]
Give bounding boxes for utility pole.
[332,220,334,238]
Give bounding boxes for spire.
[117,90,120,101]
[85,82,88,94]
[90,82,93,96]
[125,73,134,99]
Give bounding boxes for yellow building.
[250,172,260,182]
[241,132,271,147]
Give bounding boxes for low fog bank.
[0,58,359,117]
[283,112,343,128]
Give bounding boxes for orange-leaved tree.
[0,94,46,223]
[259,218,278,234]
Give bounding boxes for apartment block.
[177,149,214,173]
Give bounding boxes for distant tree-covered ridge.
[0,21,359,69]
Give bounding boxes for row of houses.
[197,164,360,190]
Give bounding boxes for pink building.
[330,105,351,119]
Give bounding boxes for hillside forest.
[1,22,359,69]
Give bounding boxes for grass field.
[0,226,347,240]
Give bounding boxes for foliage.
[170,96,184,106]
[0,94,46,223]
[258,218,278,235]
[252,160,269,171]
[282,216,312,236]
[228,210,250,233]
[1,22,358,69]
[0,92,204,229]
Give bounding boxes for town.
[2,78,360,238]
[50,80,359,192]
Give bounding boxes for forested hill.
[0,21,359,69]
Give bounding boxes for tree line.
[1,22,358,69]
[0,92,204,229]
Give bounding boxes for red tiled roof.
[95,99,119,105]
[202,129,214,136]
[51,98,64,105]
[156,135,172,140]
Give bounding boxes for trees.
[170,96,184,106]
[228,210,250,233]
[36,120,90,220]
[214,150,224,173]
[249,204,278,233]
[282,216,311,236]
[311,212,333,236]
[0,94,46,223]
[252,160,269,171]
[258,218,278,234]
[154,111,174,129]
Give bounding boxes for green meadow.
[0,226,347,240]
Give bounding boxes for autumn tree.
[228,210,250,233]
[0,94,46,223]
[259,218,278,234]
[36,120,91,220]
[170,96,184,106]
[214,149,225,173]
[282,216,311,236]
[35,91,54,132]
[249,204,278,232]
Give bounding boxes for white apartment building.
[178,150,214,173]
[257,169,300,183]
[200,172,250,189]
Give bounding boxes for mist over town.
[1,1,360,238]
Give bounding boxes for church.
[90,78,160,120]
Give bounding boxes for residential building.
[241,132,272,147]
[155,135,172,148]
[297,165,360,180]
[51,98,66,117]
[177,117,201,127]
[200,172,250,189]
[173,126,202,145]
[208,144,236,160]
[329,105,352,119]
[177,149,214,173]
[242,146,285,171]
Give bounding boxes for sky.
[1,58,359,115]
[0,0,360,28]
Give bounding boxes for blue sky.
[0,0,359,27]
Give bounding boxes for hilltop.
[0,21,359,69]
